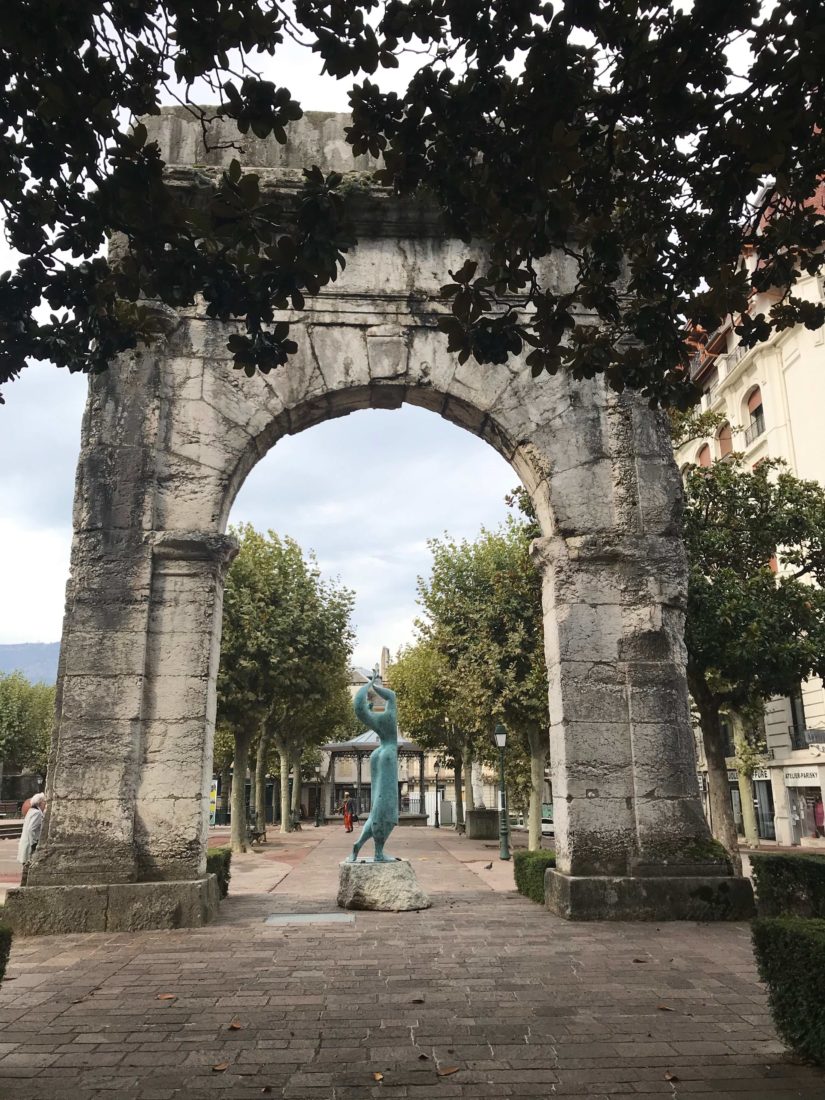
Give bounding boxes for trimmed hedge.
[0,924,11,983]
[206,847,232,899]
[513,849,556,904]
[752,917,825,1065]
[751,853,825,917]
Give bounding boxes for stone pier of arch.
[4,109,753,933]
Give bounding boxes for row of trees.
[387,447,825,868]
[390,505,551,851]
[216,524,356,852]
[0,671,53,788]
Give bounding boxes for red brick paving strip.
[0,826,823,1098]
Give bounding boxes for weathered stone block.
[545,869,755,921]
[3,885,108,934]
[465,809,501,840]
[107,877,219,931]
[337,859,431,912]
[2,877,220,934]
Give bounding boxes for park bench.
[0,801,20,818]
[246,816,265,845]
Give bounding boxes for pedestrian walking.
[17,792,46,885]
[338,791,356,833]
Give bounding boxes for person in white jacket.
[17,792,46,884]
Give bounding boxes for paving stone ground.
[1,826,823,1099]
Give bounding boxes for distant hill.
[0,643,60,684]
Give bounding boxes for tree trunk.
[463,749,475,813]
[453,753,464,827]
[291,751,302,824]
[279,747,291,833]
[733,715,759,848]
[527,726,547,852]
[218,761,231,823]
[255,727,271,837]
[248,746,257,821]
[691,675,742,874]
[230,728,253,853]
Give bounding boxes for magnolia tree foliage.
[684,456,825,862]
[217,524,354,848]
[413,515,550,849]
[1,2,824,405]
[0,671,54,776]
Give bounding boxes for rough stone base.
[3,876,220,934]
[338,859,432,911]
[545,869,755,921]
[465,809,500,840]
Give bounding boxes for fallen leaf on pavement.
[657,1004,673,1012]
[632,958,647,963]
[228,1019,243,1030]
[438,1067,460,1076]
[411,998,424,1004]
[212,1061,230,1072]
[261,1088,272,1095]
[157,993,177,1001]
[372,1071,384,1081]
[418,1053,429,1060]
[664,1071,680,1082]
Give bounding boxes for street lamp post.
[314,765,322,828]
[434,764,440,829]
[495,723,511,861]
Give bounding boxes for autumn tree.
[388,640,477,828]
[217,523,354,849]
[417,517,550,849]
[0,672,55,789]
[684,457,825,865]
[2,3,824,406]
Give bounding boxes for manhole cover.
[264,913,355,925]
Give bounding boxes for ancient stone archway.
[7,111,753,932]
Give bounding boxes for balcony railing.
[744,411,766,445]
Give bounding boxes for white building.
[676,262,825,848]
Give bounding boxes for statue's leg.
[347,819,373,863]
[372,828,397,862]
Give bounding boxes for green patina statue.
[347,669,399,863]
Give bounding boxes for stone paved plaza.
[0,826,823,1099]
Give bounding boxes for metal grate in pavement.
[263,912,355,925]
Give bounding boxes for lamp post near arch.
[495,724,511,862]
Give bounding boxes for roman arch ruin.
[6,110,754,932]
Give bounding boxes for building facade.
[676,266,825,848]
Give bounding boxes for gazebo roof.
[321,730,424,754]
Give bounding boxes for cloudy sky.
[0,41,520,670]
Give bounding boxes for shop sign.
[752,768,770,781]
[783,766,821,787]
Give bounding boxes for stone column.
[133,531,237,881]
[533,532,754,920]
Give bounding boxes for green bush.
[0,924,11,982]
[752,917,825,1065]
[750,853,825,917]
[206,847,232,899]
[513,849,556,904]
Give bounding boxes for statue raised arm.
[347,673,399,863]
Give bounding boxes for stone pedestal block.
[3,876,220,935]
[465,809,500,840]
[545,869,755,921]
[338,859,431,911]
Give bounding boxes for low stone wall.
[3,876,220,935]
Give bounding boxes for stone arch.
[7,110,753,932]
